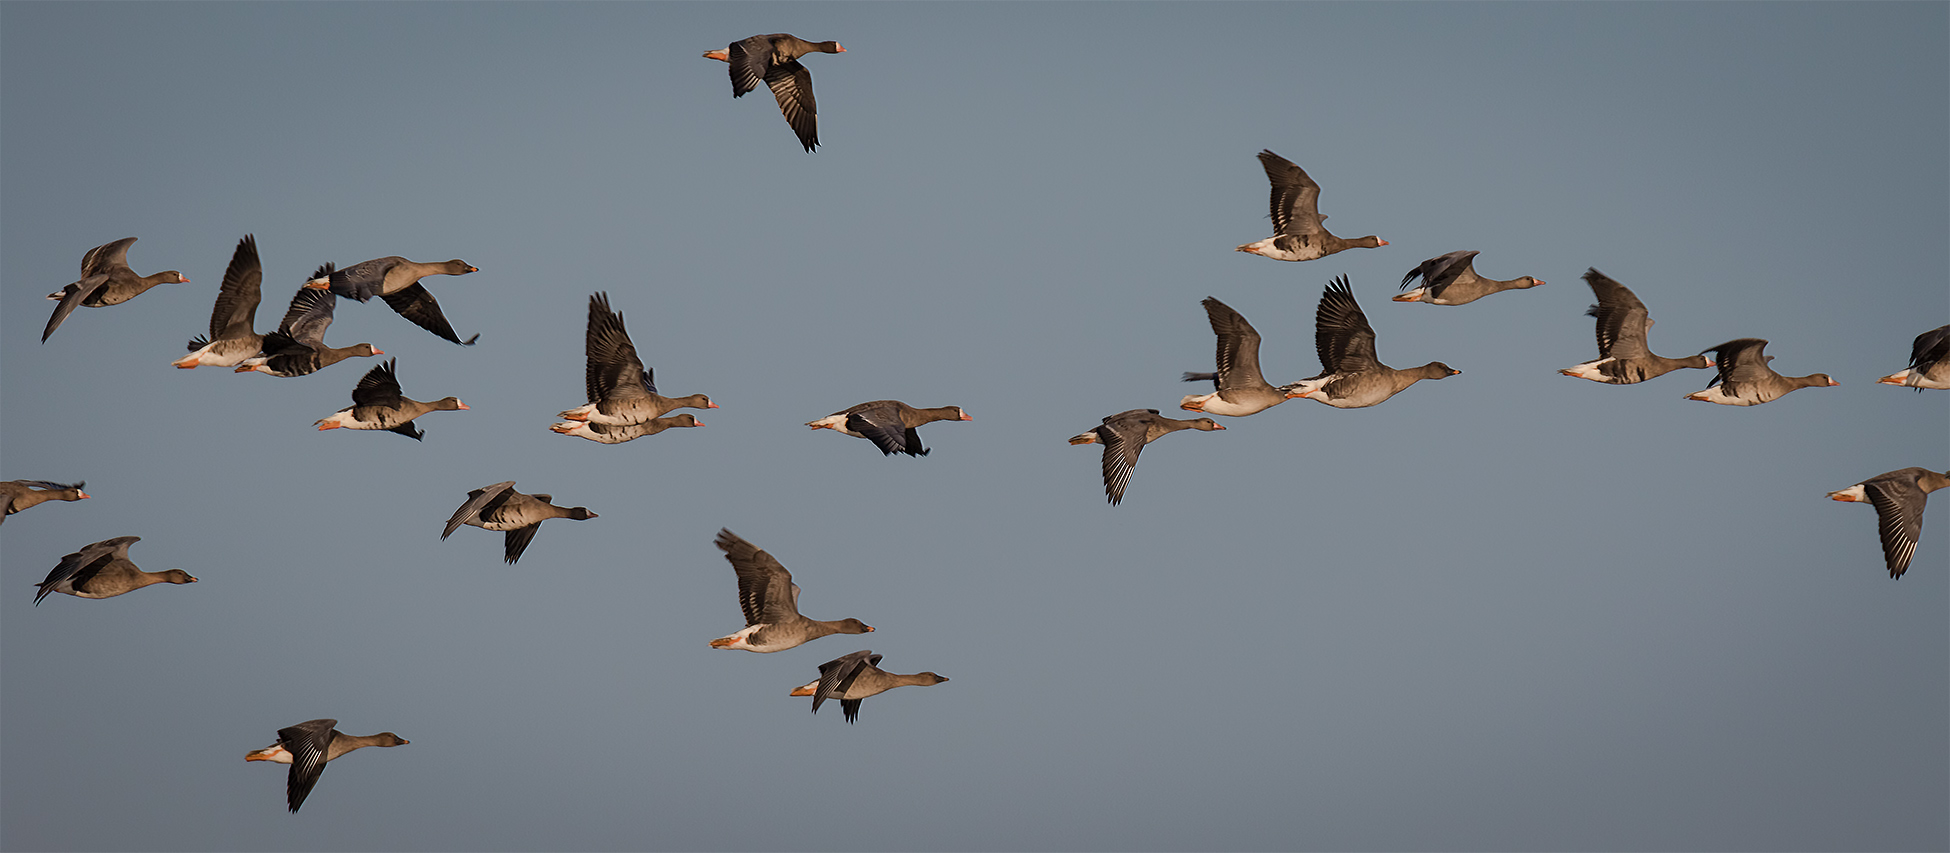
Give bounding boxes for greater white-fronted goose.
[441,481,597,565]
[558,292,717,425]
[1559,268,1715,384]
[235,276,383,377]
[1180,296,1300,417]
[702,33,845,152]
[1828,468,1950,578]
[1288,276,1460,408]
[1685,338,1837,406]
[314,359,467,440]
[1394,250,1544,305]
[245,718,408,813]
[1879,324,1950,390]
[1069,409,1224,506]
[788,650,948,724]
[42,237,188,343]
[1235,150,1386,261]
[1,480,88,526]
[807,400,971,457]
[175,235,267,368]
[708,528,872,653]
[33,536,195,605]
[550,413,702,443]
[305,256,479,345]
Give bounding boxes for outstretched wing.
[276,719,338,813]
[1257,151,1323,238]
[380,283,474,345]
[715,528,800,625]
[349,359,407,407]
[1866,476,1927,578]
[444,482,516,539]
[727,36,769,98]
[1201,296,1266,391]
[585,292,655,404]
[503,524,542,565]
[1313,276,1379,374]
[80,237,137,278]
[211,235,265,339]
[1097,412,1154,506]
[41,278,106,343]
[1582,268,1652,359]
[765,60,819,152]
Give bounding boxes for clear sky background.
[3,3,1945,851]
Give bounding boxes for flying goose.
[788,650,948,723]
[33,536,195,605]
[441,482,597,565]
[1069,409,1224,506]
[1180,296,1300,417]
[1288,276,1460,408]
[702,33,846,152]
[1684,338,1837,406]
[1828,468,1950,578]
[558,292,717,425]
[314,359,467,440]
[1878,324,1950,390]
[807,400,972,457]
[1,480,88,526]
[43,237,188,342]
[1235,150,1386,261]
[1560,268,1715,384]
[1394,250,1544,305]
[306,256,479,345]
[708,528,872,652]
[175,235,267,368]
[246,719,408,813]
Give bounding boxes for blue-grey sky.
[3,3,1945,851]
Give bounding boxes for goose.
[1069,409,1224,506]
[1828,468,1950,578]
[245,719,408,813]
[1878,324,1950,390]
[1394,250,1544,305]
[807,400,971,457]
[43,237,188,342]
[1180,296,1300,417]
[1235,150,1386,261]
[1685,338,1837,406]
[788,650,948,723]
[549,413,702,444]
[175,235,267,368]
[1560,268,1715,384]
[235,277,382,377]
[1,480,88,526]
[314,359,467,439]
[558,292,717,424]
[702,33,845,152]
[441,482,597,565]
[33,536,195,605]
[708,528,872,652]
[1288,276,1460,408]
[305,256,479,345]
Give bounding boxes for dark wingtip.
[458,333,480,346]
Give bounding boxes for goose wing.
[1257,150,1324,238]
[444,482,516,539]
[714,528,802,625]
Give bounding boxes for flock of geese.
[10,29,1949,816]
